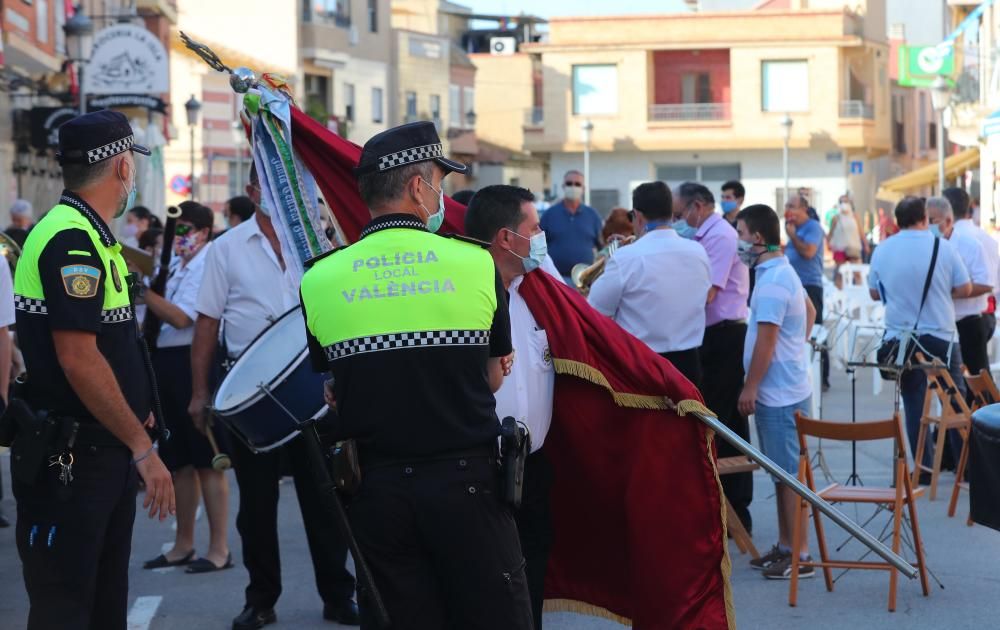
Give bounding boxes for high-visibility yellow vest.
[301,224,496,362]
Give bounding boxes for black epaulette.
[304,244,350,269]
[442,233,490,249]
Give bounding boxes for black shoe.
[323,600,360,625]
[232,606,276,630]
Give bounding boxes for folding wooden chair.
[717,456,760,559]
[912,354,972,500]
[789,412,930,612]
[953,370,1000,521]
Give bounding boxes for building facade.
[522,2,892,221]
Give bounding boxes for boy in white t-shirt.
[735,204,816,581]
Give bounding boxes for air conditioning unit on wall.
[490,37,517,56]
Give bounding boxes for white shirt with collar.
[948,226,990,319]
[587,228,712,353]
[195,216,299,356]
[158,243,210,348]
[493,261,561,453]
[953,218,1000,303]
[0,259,14,328]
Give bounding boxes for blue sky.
[465,0,692,21]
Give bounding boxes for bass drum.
[212,306,327,453]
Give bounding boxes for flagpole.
[688,408,918,579]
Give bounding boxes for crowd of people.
[1,110,997,630]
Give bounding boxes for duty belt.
[360,444,497,471]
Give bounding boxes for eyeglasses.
[175,224,194,236]
[627,209,636,222]
[564,181,583,187]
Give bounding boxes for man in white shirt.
[188,167,358,629]
[464,185,558,630]
[0,259,13,528]
[927,196,993,377]
[944,187,1000,349]
[735,204,816,581]
[139,202,232,574]
[868,196,971,468]
[589,181,711,388]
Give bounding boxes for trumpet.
[571,235,635,295]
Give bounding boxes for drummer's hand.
[188,394,210,434]
[143,412,156,429]
[323,379,337,410]
[501,351,515,376]
[135,449,176,521]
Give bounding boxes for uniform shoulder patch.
[442,233,490,249]
[304,245,350,269]
[60,265,101,298]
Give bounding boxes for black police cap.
[354,121,467,176]
[56,110,151,166]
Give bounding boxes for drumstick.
[204,417,232,471]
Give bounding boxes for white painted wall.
[334,57,391,145]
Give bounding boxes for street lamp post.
[185,95,202,200]
[930,76,952,193]
[63,7,94,115]
[580,119,594,206]
[780,113,794,207]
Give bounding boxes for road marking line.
[152,567,175,574]
[127,595,162,630]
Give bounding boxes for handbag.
[876,236,939,380]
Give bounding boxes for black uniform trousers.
[13,438,137,630]
[700,320,753,533]
[228,431,355,610]
[513,448,555,630]
[659,347,702,390]
[349,455,533,630]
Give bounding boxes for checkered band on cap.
[325,329,490,362]
[87,135,135,165]
[377,143,443,172]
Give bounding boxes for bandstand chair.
[717,456,760,559]
[911,354,972,500]
[952,370,1000,522]
[789,412,930,612]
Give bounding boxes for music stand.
[808,312,850,483]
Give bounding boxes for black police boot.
[232,606,276,630]
[323,600,360,625]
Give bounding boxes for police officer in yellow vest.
[10,111,175,629]
[300,122,532,629]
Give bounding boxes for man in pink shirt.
[676,182,753,534]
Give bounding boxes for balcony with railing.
[840,100,875,119]
[648,103,731,122]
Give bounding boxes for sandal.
[143,549,196,569]
[185,552,234,574]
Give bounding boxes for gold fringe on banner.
[543,599,633,626]
[549,357,737,628]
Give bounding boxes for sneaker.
[749,545,790,571]
[763,555,816,580]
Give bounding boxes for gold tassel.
[551,358,671,410]
[705,430,738,629]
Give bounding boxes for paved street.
[2,365,999,629]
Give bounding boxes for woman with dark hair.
[140,201,232,574]
[123,205,162,247]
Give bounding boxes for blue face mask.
[506,228,548,273]
[117,161,137,218]
[929,223,942,239]
[721,200,738,214]
[419,178,445,233]
[673,218,697,239]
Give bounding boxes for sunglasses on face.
[627,209,637,222]
[175,224,194,236]
[564,181,583,187]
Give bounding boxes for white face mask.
[564,184,583,201]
